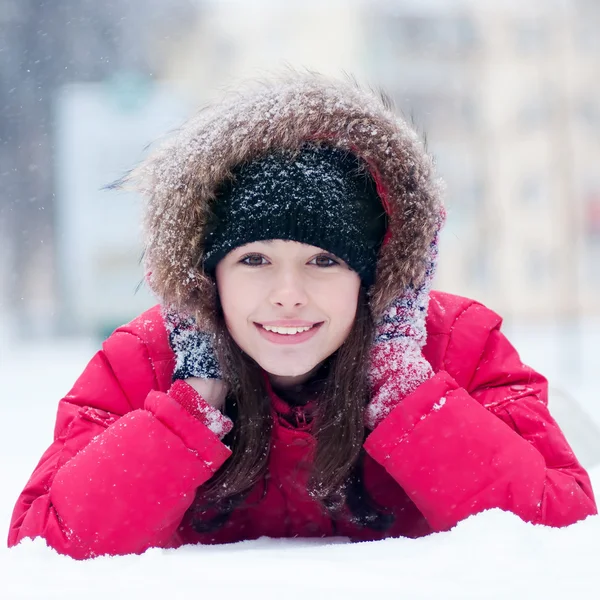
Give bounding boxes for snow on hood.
[121,70,445,329]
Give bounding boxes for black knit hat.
[202,144,387,286]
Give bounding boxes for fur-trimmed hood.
[123,70,445,329]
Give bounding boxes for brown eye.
[311,254,339,268]
[240,254,267,266]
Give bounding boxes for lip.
[258,320,320,327]
[254,322,323,345]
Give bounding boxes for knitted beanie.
[202,144,387,286]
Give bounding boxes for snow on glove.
[364,236,438,430]
[163,309,232,438]
[164,310,223,381]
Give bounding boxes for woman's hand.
[364,236,439,430]
[184,377,229,410]
[165,310,223,380]
[164,308,230,410]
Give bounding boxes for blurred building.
[165,0,368,100]
[166,0,600,319]
[364,0,600,319]
[2,0,599,339]
[0,0,197,337]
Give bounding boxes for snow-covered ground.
[1,325,599,599]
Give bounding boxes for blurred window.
[445,179,483,228]
[575,14,599,53]
[526,247,554,285]
[514,18,548,55]
[517,89,555,131]
[520,176,547,207]
[467,249,490,287]
[399,92,477,132]
[577,98,600,131]
[377,13,477,57]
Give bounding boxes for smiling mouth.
[255,322,323,336]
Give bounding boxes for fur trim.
[119,69,445,330]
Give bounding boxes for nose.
[268,266,308,309]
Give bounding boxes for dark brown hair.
[191,286,393,531]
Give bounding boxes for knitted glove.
[164,309,232,438]
[164,310,223,381]
[364,237,438,430]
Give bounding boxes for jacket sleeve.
[7,330,232,559]
[363,302,597,532]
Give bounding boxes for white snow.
[432,396,446,410]
[1,334,600,599]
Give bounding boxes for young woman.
[8,72,596,559]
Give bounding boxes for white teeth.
[262,325,314,335]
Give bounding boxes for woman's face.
[215,240,361,389]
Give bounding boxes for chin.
[256,357,318,378]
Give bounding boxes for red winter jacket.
[8,291,596,559]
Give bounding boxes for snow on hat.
[202,144,387,286]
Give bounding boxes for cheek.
[216,272,258,340]
[323,277,361,337]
